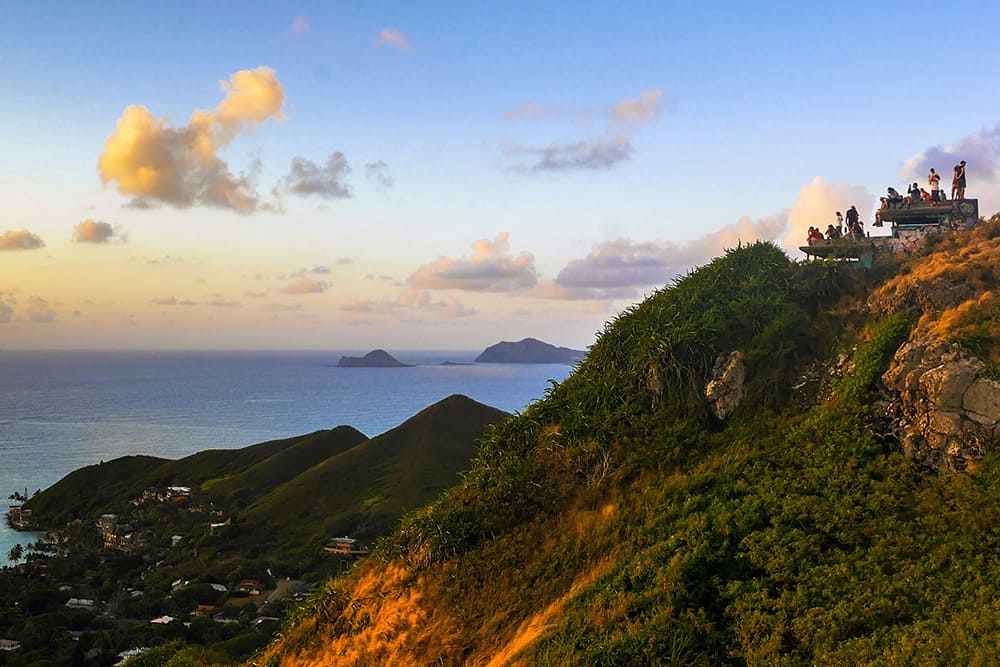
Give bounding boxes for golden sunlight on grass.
[481,560,612,667]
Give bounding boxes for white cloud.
[409,232,537,292]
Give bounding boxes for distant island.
[475,337,586,364]
[337,349,412,367]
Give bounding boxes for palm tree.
[7,543,24,563]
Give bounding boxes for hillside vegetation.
[255,219,1000,666]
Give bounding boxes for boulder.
[705,351,745,421]
[882,339,1000,472]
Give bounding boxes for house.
[208,518,231,535]
[171,534,184,547]
[235,579,263,595]
[171,578,188,591]
[324,536,370,556]
[150,615,175,624]
[7,505,32,530]
[96,514,135,550]
[209,583,227,593]
[0,639,22,652]
[192,604,216,617]
[117,647,148,661]
[66,598,96,610]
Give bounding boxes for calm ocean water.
[0,350,575,560]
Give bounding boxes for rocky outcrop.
[705,351,745,420]
[882,339,1000,471]
[868,276,974,318]
[475,338,586,364]
[337,350,412,367]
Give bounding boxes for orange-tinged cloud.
[375,29,411,50]
[784,177,875,249]
[280,276,329,294]
[98,67,285,213]
[73,219,118,243]
[409,233,537,292]
[0,229,45,250]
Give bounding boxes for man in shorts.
[928,168,941,201]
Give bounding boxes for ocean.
[0,350,575,561]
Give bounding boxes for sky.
[3,0,1000,350]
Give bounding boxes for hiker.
[825,224,841,239]
[836,211,844,234]
[846,205,860,231]
[886,187,903,207]
[906,182,921,204]
[956,160,967,199]
[920,188,933,202]
[848,216,865,239]
[952,164,961,199]
[807,227,824,245]
[929,168,941,201]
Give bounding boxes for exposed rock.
[964,379,1000,423]
[868,276,974,318]
[882,340,1000,472]
[705,351,745,420]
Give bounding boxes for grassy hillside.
[25,454,169,524]
[256,223,1000,666]
[25,428,368,526]
[201,425,369,507]
[239,394,511,549]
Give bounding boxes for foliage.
[265,226,1000,666]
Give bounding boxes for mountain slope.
[201,425,369,507]
[25,428,368,526]
[239,394,510,548]
[475,337,586,363]
[258,223,1000,666]
[25,454,169,524]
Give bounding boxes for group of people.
[881,161,967,211]
[806,205,866,244]
[872,161,968,226]
[804,160,968,246]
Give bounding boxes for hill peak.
[475,337,585,363]
[338,349,412,367]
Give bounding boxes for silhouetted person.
[956,160,967,199]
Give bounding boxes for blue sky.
[3,1,999,349]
